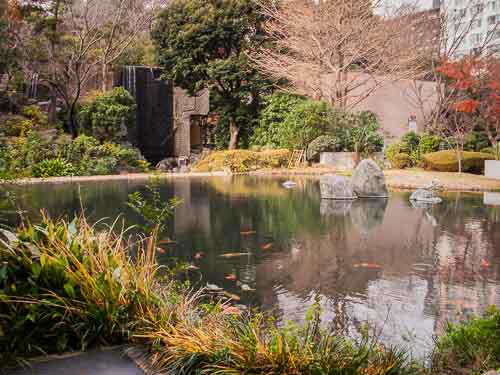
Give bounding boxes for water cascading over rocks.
[119,66,174,164]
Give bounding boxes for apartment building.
[442,0,500,58]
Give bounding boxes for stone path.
[2,349,143,375]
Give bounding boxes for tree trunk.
[102,63,108,92]
[228,119,239,150]
[67,102,79,139]
[48,88,57,125]
[456,146,463,174]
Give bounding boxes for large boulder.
[320,175,357,200]
[351,159,388,198]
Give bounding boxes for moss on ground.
[193,149,290,173]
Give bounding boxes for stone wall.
[173,88,210,157]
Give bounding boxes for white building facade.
[442,0,500,58]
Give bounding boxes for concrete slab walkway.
[2,349,143,375]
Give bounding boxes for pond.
[1,176,500,358]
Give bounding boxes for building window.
[470,33,483,45]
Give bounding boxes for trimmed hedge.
[193,149,290,173]
[422,150,494,173]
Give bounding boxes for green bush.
[307,135,338,161]
[464,131,490,152]
[401,131,421,154]
[2,116,34,137]
[419,134,442,155]
[481,145,500,160]
[432,306,500,374]
[21,105,48,128]
[392,153,412,169]
[250,92,307,149]
[278,100,331,150]
[32,158,75,178]
[78,87,136,143]
[333,111,384,155]
[422,150,494,173]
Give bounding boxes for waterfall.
[26,73,39,99]
[123,66,137,99]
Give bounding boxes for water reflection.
[1,177,500,357]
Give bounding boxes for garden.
[2,0,500,374]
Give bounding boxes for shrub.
[78,87,136,143]
[464,131,490,152]
[401,131,421,154]
[32,158,75,178]
[422,150,494,173]
[333,111,384,155]
[481,145,500,160]
[279,100,331,150]
[419,134,442,155]
[193,149,290,173]
[2,116,34,137]
[21,105,48,128]
[432,306,500,374]
[250,92,307,149]
[307,135,338,161]
[392,153,412,169]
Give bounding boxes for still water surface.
[2,176,500,357]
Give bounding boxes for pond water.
[1,176,500,358]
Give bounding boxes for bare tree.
[251,0,428,110]
[84,0,167,91]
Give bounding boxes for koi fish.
[482,259,490,268]
[354,263,382,269]
[260,243,273,250]
[225,274,237,281]
[222,306,242,316]
[219,253,251,258]
[156,247,166,254]
[240,230,257,236]
[223,292,241,301]
[195,252,205,260]
[187,265,200,271]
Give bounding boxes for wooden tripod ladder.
[288,149,305,169]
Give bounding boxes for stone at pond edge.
[351,159,388,198]
[409,189,442,204]
[320,175,357,200]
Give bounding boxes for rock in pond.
[351,159,388,198]
[409,189,442,204]
[320,175,357,200]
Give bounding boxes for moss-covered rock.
[422,150,494,173]
[193,149,290,173]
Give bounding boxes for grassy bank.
[0,215,423,374]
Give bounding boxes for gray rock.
[409,189,442,204]
[482,371,500,375]
[156,157,178,172]
[320,175,357,200]
[351,159,388,198]
[320,199,353,216]
[179,165,190,174]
